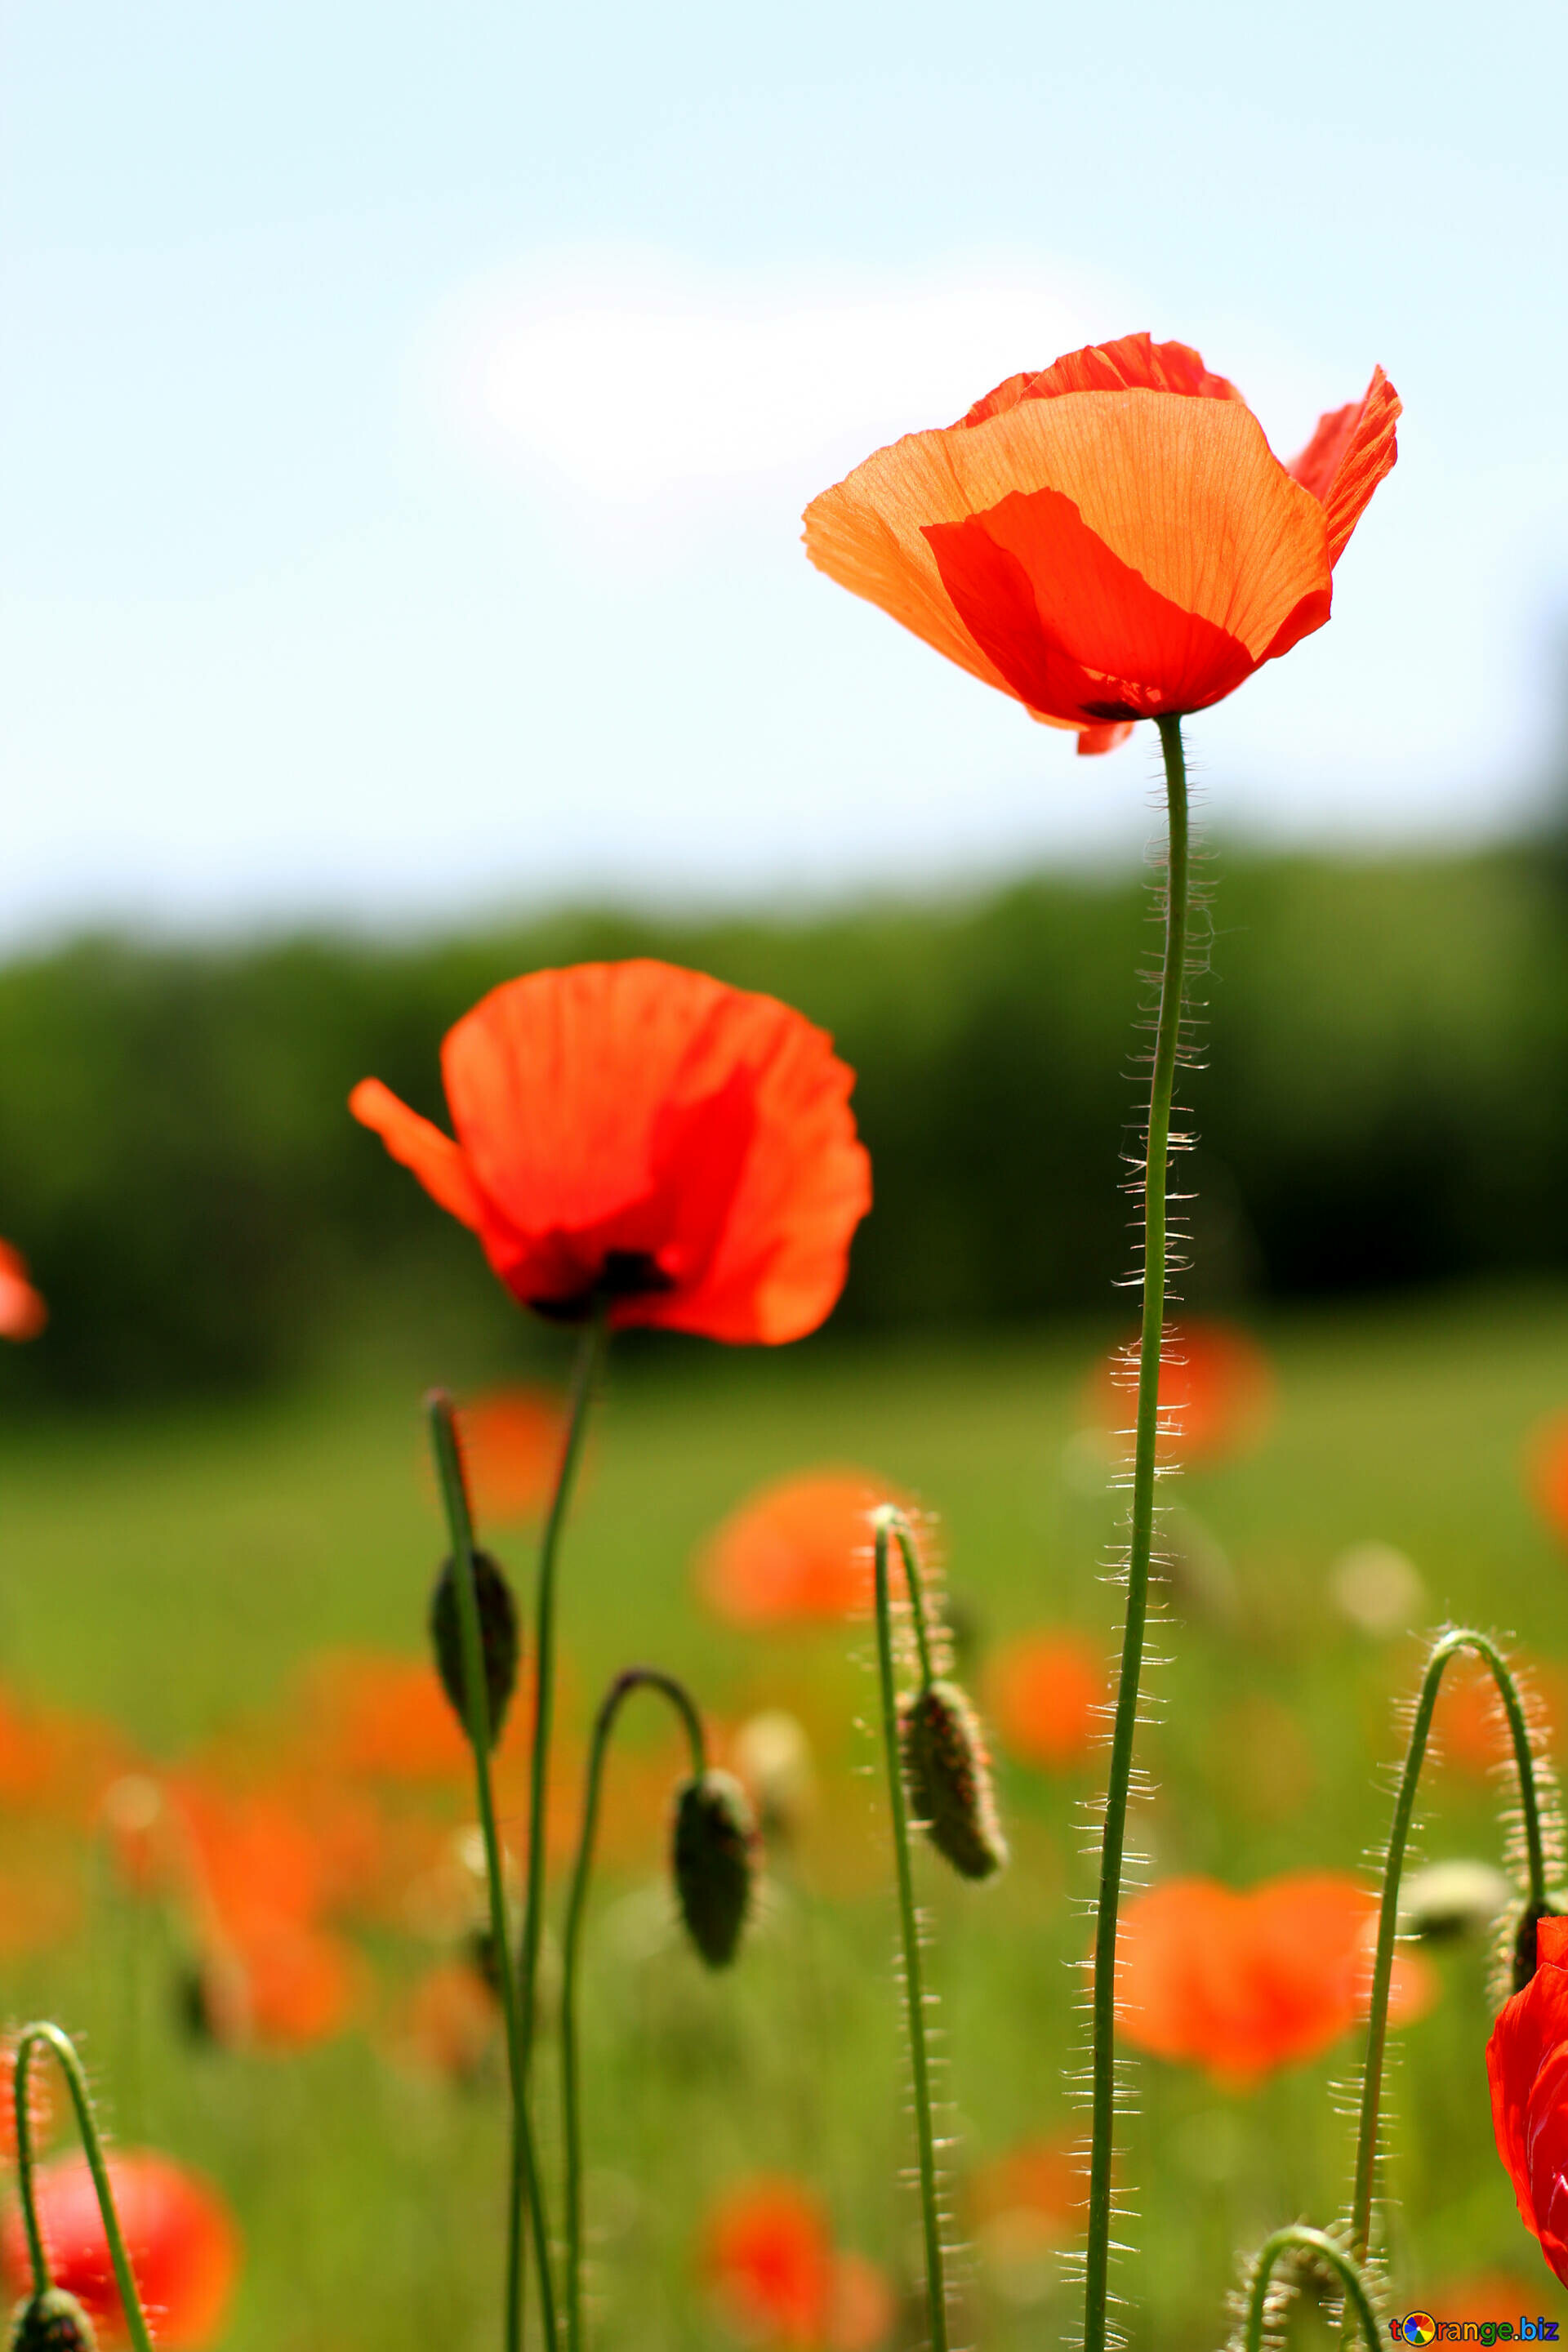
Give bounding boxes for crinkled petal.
[957,332,1243,427]
[1287,366,1401,568]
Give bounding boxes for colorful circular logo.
[1403,2316,1437,2345]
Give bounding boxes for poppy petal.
[1287,366,1401,567]
[348,1080,484,1230]
[957,333,1244,427]
[925,483,1259,721]
[1076,721,1134,755]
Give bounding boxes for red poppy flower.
[350,961,871,1343]
[1088,1318,1276,1465]
[987,1633,1104,1771]
[1,2149,240,2348]
[0,1241,47,1342]
[1115,1870,1435,2082]
[804,332,1398,753]
[701,2179,893,2350]
[696,1469,918,1627]
[1488,1915,1568,2283]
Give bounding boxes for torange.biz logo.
[1392,2321,1559,2345]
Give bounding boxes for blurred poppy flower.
[351,961,871,1343]
[0,1242,46,1341]
[1433,1655,1562,1781]
[697,1470,918,1627]
[1115,1870,1436,2082]
[1488,1914,1568,2283]
[969,2136,1087,2305]
[190,1921,362,2051]
[297,1650,476,1784]
[1527,1413,1568,1549]
[1,2149,240,2348]
[456,1385,567,1522]
[1088,1318,1276,1465]
[986,1633,1104,1771]
[804,332,1397,753]
[702,2179,892,2350]
[392,1958,499,2083]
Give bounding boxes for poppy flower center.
[528,1246,678,1323]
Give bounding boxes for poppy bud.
[673,1771,757,1968]
[898,1680,1009,1882]
[1506,1895,1566,1995]
[429,1551,519,1749]
[9,2289,98,2351]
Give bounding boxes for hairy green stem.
[12,2021,156,2352]
[1084,711,1190,2352]
[428,1392,558,2352]
[561,1669,706,2352]
[1348,1626,1552,2273]
[873,1508,949,2352]
[1243,2226,1383,2352]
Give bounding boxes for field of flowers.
[4,1291,1568,2350]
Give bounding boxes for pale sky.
[3,0,1566,940]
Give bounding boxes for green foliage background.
[1,849,1565,1404]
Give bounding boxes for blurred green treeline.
[2,844,1565,1406]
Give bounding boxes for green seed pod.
[899,1679,1009,1882]
[10,2289,99,2351]
[672,1770,757,1968]
[430,1550,519,1749]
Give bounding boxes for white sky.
[2,0,1566,941]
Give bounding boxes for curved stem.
[1083,713,1190,2352]
[1348,1625,1552,2271]
[561,1669,706,2352]
[12,2021,156,2352]
[519,1312,607,2092]
[1243,2226,1382,2352]
[428,1392,558,2352]
[873,1510,949,2352]
[876,1507,938,1689]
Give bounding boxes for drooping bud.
[9,2288,99,2351]
[898,1679,1009,1882]
[672,1771,757,1967]
[429,1550,519,1748]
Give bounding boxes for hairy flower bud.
[673,1771,757,1968]
[430,1550,519,1748]
[899,1680,1009,1882]
[10,2289,98,2351]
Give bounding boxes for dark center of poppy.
[528,1248,678,1324]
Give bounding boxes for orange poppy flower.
[1488,1915,1568,2285]
[1432,1654,1563,1780]
[702,2179,893,2351]
[1527,1412,1568,1549]
[986,1633,1104,1771]
[696,1469,918,1627]
[456,1383,568,1521]
[350,961,871,1343]
[1114,1870,1435,2082]
[804,332,1398,753]
[0,2149,240,2348]
[1088,1318,1276,1465]
[0,1241,47,1342]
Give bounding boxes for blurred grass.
[4,1285,1568,2348]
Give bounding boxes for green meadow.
[4,1287,1568,2350]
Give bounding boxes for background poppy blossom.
[1488,1915,1568,2283]
[1115,1870,1434,2082]
[1087,1318,1276,1465]
[0,1241,47,1341]
[986,1632,1105,1771]
[696,1468,917,1626]
[350,960,871,1343]
[701,2177,893,2350]
[0,2149,240,2348]
[804,332,1398,751]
